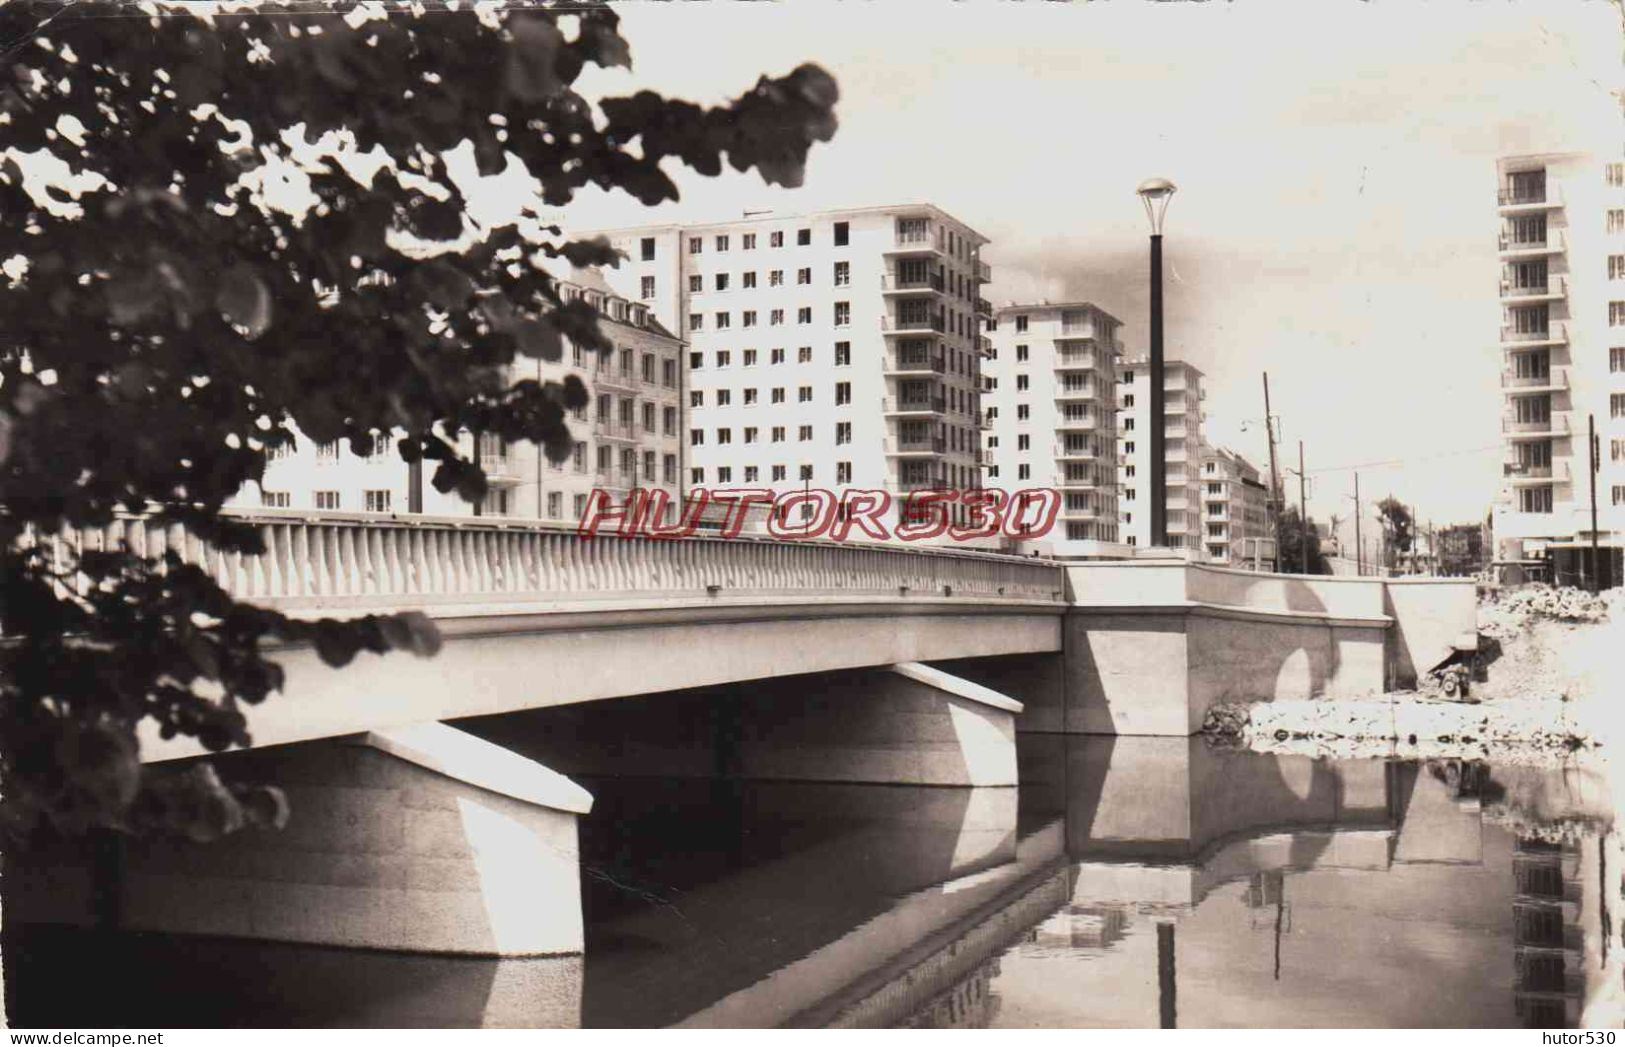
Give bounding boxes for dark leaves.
[504,15,566,103]
[214,263,273,340]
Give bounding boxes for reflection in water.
[2,737,1611,1028]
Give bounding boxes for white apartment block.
[591,204,992,533]
[1493,153,1625,586]
[233,266,684,525]
[1116,357,1207,553]
[983,301,1126,557]
[1197,445,1274,568]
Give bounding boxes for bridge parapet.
[28,509,1067,614]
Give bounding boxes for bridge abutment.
[8,724,594,958]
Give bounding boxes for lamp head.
[1137,177,1177,235]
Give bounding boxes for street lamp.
[1138,177,1176,550]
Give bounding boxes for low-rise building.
[1117,357,1206,553]
[1197,446,1275,568]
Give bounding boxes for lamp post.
[1138,177,1177,549]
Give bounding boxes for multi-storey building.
[233,265,684,524]
[1197,445,1274,568]
[983,301,1125,557]
[590,204,992,532]
[1493,153,1625,587]
[1116,357,1206,553]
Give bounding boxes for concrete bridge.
[11,509,1476,986]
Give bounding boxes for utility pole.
[1297,441,1309,574]
[1589,414,1601,593]
[1263,374,1282,572]
[1354,473,1363,577]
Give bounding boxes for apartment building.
[1493,153,1625,586]
[1197,446,1274,568]
[234,265,684,523]
[590,204,992,532]
[1116,357,1207,553]
[983,301,1126,557]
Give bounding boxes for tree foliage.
[0,1,837,842]
[1277,506,1330,575]
[1376,497,1414,555]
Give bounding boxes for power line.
[1297,443,1503,476]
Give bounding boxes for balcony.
[1503,460,1571,484]
[1498,184,1563,213]
[884,353,947,376]
[884,434,947,456]
[975,297,993,318]
[890,475,949,494]
[1165,496,1190,514]
[594,370,641,393]
[883,395,948,416]
[1499,322,1567,348]
[881,312,945,334]
[593,418,639,441]
[1055,383,1097,403]
[887,227,945,255]
[975,259,992,282]
[1165,424,1190,440]
[1500,274,1567,302]
[881,271,945,295]
[1501,367,1569,392]
[1055,415,1099,432]
[1502,414,1570,438]
[1498,230,1566,257]
[1061,505,1105,521]
[978,410,993,431]
[1054,443,1100,461]
[978,335,994,358]
[1054,352,1097,372]
[1055,476,1100,491]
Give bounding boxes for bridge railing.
[25,509,1067,613]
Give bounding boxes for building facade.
[1197,446,1274,568]
[232,266,685,524]
[1116,357,1207,553]
[591,204,992,533]
[1493,152,1625,587]
[983,301,1125,557]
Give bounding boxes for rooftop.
[578,201,991,247]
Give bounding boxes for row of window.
[689,303,850,330]
[683,263,852,295]
[692,384,840,407]
[261,489,394,512]
[689,462,842,486]
[677,224,846,256]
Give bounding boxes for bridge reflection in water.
[3,738,1610,1028]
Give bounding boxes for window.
[834,221,849,246]
[799,425,813,441]
[836,421,851,445]
[742,466,759,483]
[572,442,586,472]
[663,359,676,387]
[261,489,291,508]
[832,301,851,327]
[1125,465,1136,478]
[1613,439,1625,462]
[743,349,758,366]
[770,308,785,326]
[1613,393,1625,419]
[716,389,731,406]
[663,406,677,434]
[800,463,814,480]
[742,310,757,328]
[715,311,730,329]
[641,275,655,299]
[716,350,731,367]
[836,460,852,484]
[690,428,704,445]
[689,275,703,294]
[772,464,787,481]
[770,231,784,248]
[743,271,757,289]
[1612,347,1625,372]
[1124,417,1135,431]
[365,490,392,513]
[1015,345,1028,362]
[717,427,732,444]
[689,313,703,330]
[771,348,786,364]
[1015,315,1028,333]
[483,489,510,516]
[743,388,759,406]
[798,346,813,363]
[1016,375,1029,391]
[798,385,813,402]
[771,387,786,405]
[1017,434,1029,451]
[1612,302,1625,327]
[771,427,786,443]
[689,237,702,254]
[1609,163,1625,187]
[1616,486,1625,507]
[835,381,851,405]
[834,261,850,286]
[797,228,811,246]
[316,440,341,461]
[715,273,729,292]
[742,233,757,250]
[547,492,563,518]
[642,353,655,382]
[769,269,784,287]
[1612,256,1625,281]
[640,237,656,261]
[690,351,703,369]
[796,267,811,286]
[797,307,812,324]
[743,426,758,443]
[711,234,727,252]
[1519,487,1553,513]
[834,341,851,366]
[1207,482,1222,495]
[1017,404,1029,420]
[1018,464,1030,480]
[1610,210,1625,234]
[1125,441,1135,455]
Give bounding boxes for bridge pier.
[8,724,594,959]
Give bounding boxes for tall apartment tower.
[1116,357,1206,553]
[1197,446,1274,568]
[983,302,1125,557]
[1493,153,1625,586]
[231,265,685,524]
[591,205,992,531]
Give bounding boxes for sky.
[554,0,1623,539]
